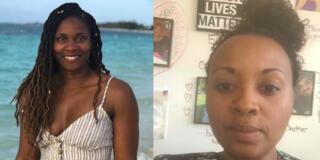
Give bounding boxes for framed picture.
[153,17,174,67]
[154,89,169,139]
[196,0,242,32]
[293,70,315,116]
[296,0,320,12]
[194,77,209,124]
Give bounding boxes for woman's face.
[206,35,294,159]
[53,16,91,72]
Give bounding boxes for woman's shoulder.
[101,74,133,97]
[100,74,136,112]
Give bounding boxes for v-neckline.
[47,107,97,137]
[45,75,114,138]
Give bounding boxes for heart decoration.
[183,107,191,116]
[185,83,193,91]
[198,61,206,70]
[184,93,192,102]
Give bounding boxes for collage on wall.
[153,17,174,67]
[154,0,320,138]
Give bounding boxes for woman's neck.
[57,67,96,89]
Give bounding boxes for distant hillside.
[0,21,152,35]
[97,21,152,30]
[0,23,43,34]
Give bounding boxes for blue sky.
[0,0,152,25]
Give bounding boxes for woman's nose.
[65,40,78,52]
[232,87,259,115]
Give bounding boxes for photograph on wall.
[194,77,209,124]
[196,0,243,32]
[154,17,174,67]
[296,0,320,12]
[293,70,315,116]
[154,89,169,139]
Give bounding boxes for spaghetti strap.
[100,75,114,106]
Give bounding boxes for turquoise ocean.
[0,23,152,160]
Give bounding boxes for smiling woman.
[13,3,138,160]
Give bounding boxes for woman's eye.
[76,36,88,43]
[261,84,280,95]
[215,83,234,92]
[55,37,66,43]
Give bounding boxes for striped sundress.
[38,76,114,160]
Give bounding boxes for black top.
[154,151,300,160]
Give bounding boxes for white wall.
[153,0,320,159]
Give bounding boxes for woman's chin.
[59,64,88,74]
[223,143,270,159]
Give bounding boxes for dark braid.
[12,3,109,145]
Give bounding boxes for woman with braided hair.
[14,3,138,160]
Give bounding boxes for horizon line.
[0,21,152,26]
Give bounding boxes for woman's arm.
[107,79,139,160]
[16,126,40,160]
[15,95,40,160]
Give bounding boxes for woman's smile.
[63,55,80,61]
[61,54,81,62]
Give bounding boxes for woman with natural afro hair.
[155,0,305,159]
[205,0,305,159]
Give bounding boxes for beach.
[0,24,153,160]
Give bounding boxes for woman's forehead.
[56,16,89,34]
[209,34,292,76]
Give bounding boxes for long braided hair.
[12,3,109,144]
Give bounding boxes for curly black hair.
[13,3,109,145]
[206,0,306,85]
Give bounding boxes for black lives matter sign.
[197,0,243,32]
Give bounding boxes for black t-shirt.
[154,151,300,160]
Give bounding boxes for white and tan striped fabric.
[38,76,114,160]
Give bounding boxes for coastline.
[99,27,153,34]
[0,23,153,34]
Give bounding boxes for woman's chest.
[49,88,103,137]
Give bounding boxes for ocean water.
[0,24,153,159]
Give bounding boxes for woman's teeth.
[64,55,79,61]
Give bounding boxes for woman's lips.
[227,125,263,143]
[63,55,80,61]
